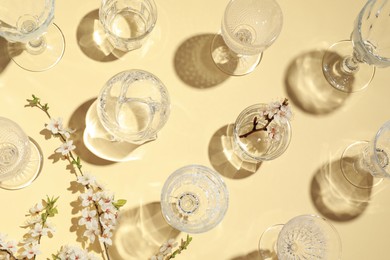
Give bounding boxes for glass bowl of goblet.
[322,0,390,92]
[0,0,65,72]
[211,0,283,76]
[84,69,170,161]
[0,117,43,190]
[259,215,341,260]
[340,120,390,189]
[99,0,157,52]
[160,165,229,234]
[233,103,291,163]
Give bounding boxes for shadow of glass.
[310,159,371,222]
[76,9,126,62]
[108,201,180,259]
[231,250,262,260]
[67,98,115,166]
[174,33,230,89]
[208,124,261,179]
[0,37,12,73]
[285,50,351,115]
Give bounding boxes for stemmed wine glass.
[322,0,390,92]
[258,215,342,259]
[0,0,65,72]
[211,0,283,76]
[0,117,43,190]
[160,165,229,233]
[340,120,390,189]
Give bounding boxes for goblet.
[233,103,291,163]
[84,70,170,161]
[258,215,341,260]
[160,165,229,233]
[99,0,157,52]
[0,0,65,72]
[0,117,43,190]
[322,0,390,92]
[340,120,390,189]
[211,0,283,75]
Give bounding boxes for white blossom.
[266,125,281,141]
[29,201,44,215]
[99,230,113,245]
[79,188,97,207]
[21,243,41,259]
[77,173,97,187]
[159,239,178,255]
[55,140,76,156]
[3,240,17,254]
[151,254,164,260]
[83,222,99,243]
[78,209,98,229]
[273,103,292,124]
[29,223,49,237]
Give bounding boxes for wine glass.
[160,165,229,233]
[84,70,170,161]
[322,0,390,92]
[99,0,158,52]
[340,120,390,189]
[211,0,283,76]
[0,117,43,190]
[258,215,341,260]
[0,0,65,72]
[233,103,291,163]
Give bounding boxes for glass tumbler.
[99,0,157,52]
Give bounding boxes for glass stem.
[341,52,360,74]
[25,36,47,55]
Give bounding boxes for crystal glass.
[0,117,43,190]
[211,0,283,75]
[322,0,390,92]
[160,165,229,233]
[233,103,291,163]
[258,215,341,260]
[0,0,65,72]
[340,120,390,189]
[99,0,157,52]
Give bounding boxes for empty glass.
[340,120,390,189]
[99,0,157,52]
[0,0,65,72]
[322,0,390,92]
[160,165,229,233]
[0,117,43,190]
[211,0,283,75]
[233,103,291,163]
[259,215,341,260]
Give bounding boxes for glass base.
[322,40,375,93]
[340,141,383,189]
[210,33,262,76]
[0,138,43,190]
[258,224,283,260]
[8,23,65,72]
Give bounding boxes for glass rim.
[233,103,292,161]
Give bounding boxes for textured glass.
[0,117,31,182]
[97,70,170,144]
[99,0,157,51]
[352,0,390,67]
[160,165,229,233]
[277,215,341,260]
[221,0,283,56]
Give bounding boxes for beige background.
[1,0,390,259]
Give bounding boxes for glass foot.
[0,138,43,190]
[322,40,375,93]
[210,33,262,76]
[340,141,383,189]
[258,224,283,260]
[8,23,65,72]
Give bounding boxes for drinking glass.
[99,0,157,52]
[211,0,283,76]
[322,0,390,92]
[258,215,341,260]
[233,103,291,163]
[340,120,390,189]
[160,165,229,233]
[0,0,65,72]
[0,117,43,190]
[84,70,170,161]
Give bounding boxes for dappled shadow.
[285,50,350,115]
